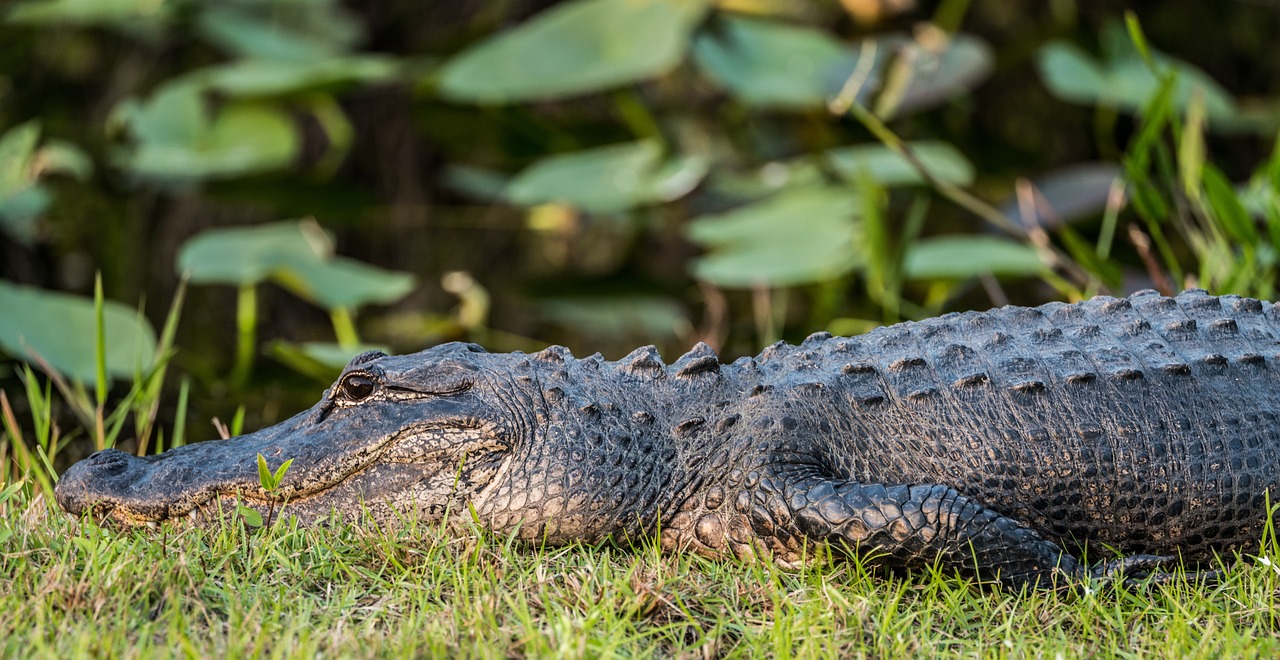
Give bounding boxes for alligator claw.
[1087,554,1222,588]
[1092,554,1177,579]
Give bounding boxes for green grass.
[4,14,1280,657]
[3,487,1279,658]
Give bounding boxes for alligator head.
[55,343,533,529]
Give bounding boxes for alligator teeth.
[145,521,158,530]
[189,510,198,521]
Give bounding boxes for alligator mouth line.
[97,422,505,528]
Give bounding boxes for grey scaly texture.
[57,289,1280,587]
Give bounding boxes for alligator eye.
[339,374,376,401]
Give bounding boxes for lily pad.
[178,220,415,310]
[443,164,511,202]
[437,0,710,103]
[824,141,974,187]
[0,280,156,382]
[0,122,92,244]
[903,236,1045,280]
[687,186,861,288]
[115,80,298,183]
[191,56,401,98]
[177,221,332,285]
[506,140,706,213]
[1037,23,1238,122]
[195,0,362,62]
[692,16,856,109]
[704,161,827,201]
[275,258,416,309]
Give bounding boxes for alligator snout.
[56,448,171,521]
[56,436,279,524]
[53,346,523,532]
[52,397,472,527]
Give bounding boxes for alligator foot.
[1089,554,1222,587]
[761,472,1080,588]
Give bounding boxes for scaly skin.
[55,289,1280,587]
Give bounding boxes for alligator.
[55,289,1280,587]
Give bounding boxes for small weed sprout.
[257,452,293,528]
[233,453,293,529]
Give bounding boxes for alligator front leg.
[754,473,1086,587]
[758,474,1189,587]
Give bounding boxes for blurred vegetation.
[3,0,1280,468]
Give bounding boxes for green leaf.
[1201,165,1256,243]
[0,123,89,243]
[177,221,333,286]
[1036,42,1107,106]
[195,1,362,62]
[38,140,93,180]
[648,154,711,202]
[230,405,246,437]
[179,220,414,310]
[120,81,204,146]
[70,536,100,555]
[687,186,861,288]
[275,257,416,309]
[0,122,41,197]
[115,81,298,182]
[442,164,510,202]
[508,140,658,212]
[204,103,296,166]
[192,56,401,98]
[256,453,272,490]
[0,481,25,507]
[705,162,827,202]
[1238,173,1280,220]
[687,186,858,244]
[692,26,991,114]
[902,236,1046,280]
[824,141,974,187]
[236,504,263,527]
[0,190,49,244]
[0,280,157,382]
[126,108,296,181]
[692,17,854,109]
[6,0,173,32]
[1036,25,1239,124]
[506,140,703,213]
[693,238,859,288]
[437,0,710,103]
[273,458,293,486]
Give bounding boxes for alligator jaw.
[54,404,511,529]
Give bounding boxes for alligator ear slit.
[385,382,472,397]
